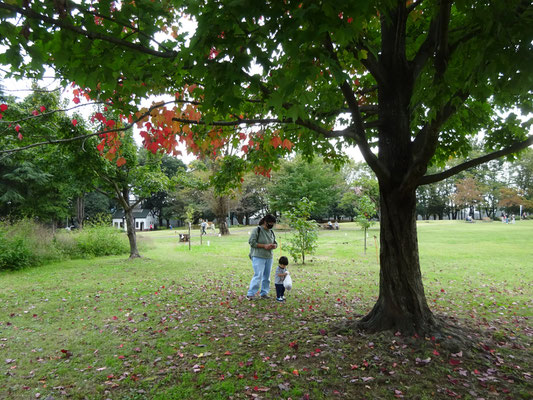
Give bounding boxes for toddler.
[275,256,289,302]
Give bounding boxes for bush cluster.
[0,220,129,271]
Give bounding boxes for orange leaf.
[282,139,294,150]
[270,136,282,148]
[116,157,126,167]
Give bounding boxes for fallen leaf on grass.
[60,349,73,358]
[192,364,204,372]
[415,357,431,366]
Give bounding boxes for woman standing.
[247,214,277,300]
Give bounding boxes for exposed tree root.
[331,313,480,353]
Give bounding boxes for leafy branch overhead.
[1,0,530,188]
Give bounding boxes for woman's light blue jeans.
[247,257,273,297]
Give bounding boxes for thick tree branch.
[434,0,452,77]
[410,1,452,81]
[0,2,177,59]
[419,135,533,186]
[405,90,470,188]
[324,34,388,182]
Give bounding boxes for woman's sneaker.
[276,297,284,302]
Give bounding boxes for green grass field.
[0,221,532,399]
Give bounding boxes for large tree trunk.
[359,188,437,335]
[124,207,141,259]
[76,195,84,229]
[217,219,230,235]
[213,196,230,235]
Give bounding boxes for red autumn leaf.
[116,157,127,167]
[112,316,118,320]
[15,124,20,133]
[282,138,294,150]
[18,133,23,140]
[449,359,461,366]
[347,17,353,23]
[32,110,39,116]
[72,119,78,126]
[241,145,249,154]
[292,369,299,376]
[73,97,80,104]
[0,104,8,111]
[338,12,343,19]
[208,47,220,59]
[433,349,440,356]
[270,136,282,148]
[39,105,46,113]
[106,120,116,128]
[224,351,232,355]
[118,355,125,359]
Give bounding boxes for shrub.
[0,230,33,271]
[0,219,62,269]
[0,220,129,271]
[70,226,129,257]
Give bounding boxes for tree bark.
[124,206,141,259]
[217,219,230,235]
[76,195,84,229]
[213,196,230,235]
[358,188,437,335]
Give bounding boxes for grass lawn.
[0,221,531,399]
